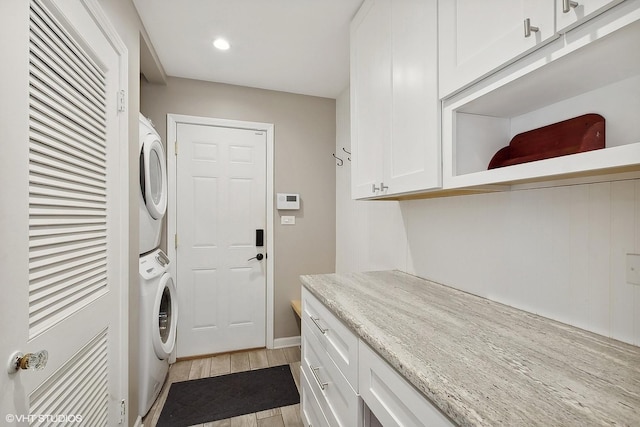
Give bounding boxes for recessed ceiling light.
[213,38,230,51]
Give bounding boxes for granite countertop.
[300,271,640,426]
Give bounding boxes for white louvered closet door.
[0,0,127,425]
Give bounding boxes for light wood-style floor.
[143,347,303,427]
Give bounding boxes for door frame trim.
[166,114,275,349]
[78,0,131,421]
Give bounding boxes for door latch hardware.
[7,350,48,374]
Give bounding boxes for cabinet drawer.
[359,341,454,427]
[302,288,358,388]
[302,323,360,427]
[301,368,331,427]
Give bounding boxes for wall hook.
[332,153,344,166]
[342,147,351,161]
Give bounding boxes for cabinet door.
[301,369,331,427]
[439,0,556,98]
[385,0,441,194]
[302,288,359,389]
[359,342,455,427]
[350,0,391,199]
[556,0,625,32]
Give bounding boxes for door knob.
[248,253,264,261]
[7,350,48,374]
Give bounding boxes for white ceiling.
[133,0,364,99]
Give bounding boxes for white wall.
[336,88,640,347]
[335,88,407,273]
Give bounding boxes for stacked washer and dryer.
[138,113,178,417]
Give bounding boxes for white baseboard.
[272,335,301,349]
[133,415,143,427]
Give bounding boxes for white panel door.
[0,0,127,425]
[176,122,267,357]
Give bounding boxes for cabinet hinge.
[175,141,178,156]
[119,399,125,424]
[117,90,125,113]
[175,234,178,249]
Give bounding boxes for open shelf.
[442,6,640,189]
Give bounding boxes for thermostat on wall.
[277,193,300,210]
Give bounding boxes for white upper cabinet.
[386,0,440,196]
[441,1,640,189]
[556,0,625,32]
[439,0,557,98]
[351,0,440,200]
[350,0,391,199]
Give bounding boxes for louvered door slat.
[31,334,105,410]
[29,185,105,204]
[29,258,106,292]
[29,197,105,211]
[31,97,106,150]
[30,272,106,311]
[29,208,106,221]
[30,129,106,173]
[29,58,105,133]
[29,229,106,247]
[29,277,107,335]
[30,163,106,191]
[30,330,109,427]
[29,49,105,122]
[28,25,105,110]
[29,174,106,198]
[29,246,105,273]
[30,151,106,184]
[29,216,106,226]
[29,275,107,318]
[31,110,106,157]
[29,236,106,260]
[29,223,106,237]
[74,364,109,417]
[30,1,104,93]
[30,75,106,140]
[29,252,106,282]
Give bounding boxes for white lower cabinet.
[301,289,457,426]
[301,368,331,427]
[301,317,361,427]
[302,288,359,388]
[359,342,454,427]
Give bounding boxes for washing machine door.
[152,273,177,360]
[140,131,167,220]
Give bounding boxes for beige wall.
[141,77,337,341]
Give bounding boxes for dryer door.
[141,132,167,219]
[152,273,178,359]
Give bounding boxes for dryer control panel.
[139,249,170,280]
